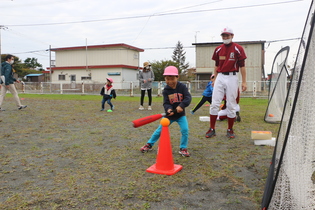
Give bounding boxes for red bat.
[132,113,166,128]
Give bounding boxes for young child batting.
[190,74,214,114]
[140,66,192,157]
[100,78,116,112]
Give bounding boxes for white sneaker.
[148,106,152,111]
[139,105,144,110]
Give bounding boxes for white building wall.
[51,69,93,83]
[55,48,140,67]
[195,45,217,74]
[92,68,122,83]
[122,69,139,82]
[243,44,264,81]
[51,44,142,85]
[51,68,137,89]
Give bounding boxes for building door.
[70,75,76,88]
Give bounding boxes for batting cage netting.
[261,0,315,209]
[264,46,290,124]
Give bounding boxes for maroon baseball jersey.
[212,42,247,73]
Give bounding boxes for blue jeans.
[147,116,189,149]
[101,98,113,109]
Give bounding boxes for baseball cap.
[221,27,234,35]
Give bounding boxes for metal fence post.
[130,81,133,97]
[82,82,85,94]
[187,81,191,93]
[22,82,25,93]
[40,82,43,94]
[60,83,63,94]
[157,81,161,96]
[253,81,256,97]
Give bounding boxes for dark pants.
[192,96,212,113]
[101,97,113,109]
[140,89,152,106]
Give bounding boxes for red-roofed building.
[47,43,144,88]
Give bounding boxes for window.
[107,72,121,76]
[59,75,66,80]
[81,76,91,80]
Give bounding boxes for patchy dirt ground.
[0,96,277,210]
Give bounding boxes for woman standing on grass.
[139,62,155,111]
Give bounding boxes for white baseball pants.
[210,73,238,118]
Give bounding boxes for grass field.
[0,94,279,210]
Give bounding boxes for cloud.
[0,0,312,73]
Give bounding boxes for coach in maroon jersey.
[205,27,247,139]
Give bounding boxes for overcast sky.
[0,0,312,75]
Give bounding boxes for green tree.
[172,41,189,72]
[150,60,180,81]
[1,54,42,78]
[24,57,43,70]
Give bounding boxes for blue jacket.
[163,82,191,120]
[1,61,17,85]
[202,81,213,97]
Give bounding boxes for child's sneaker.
[139,105,144,110]
[179,148,190,157]
[18,105,27,110]
[100,109,104,111]
[112,106,115,110]
[148,106,152,111]
[205,128,216,138]
[190,110,194,115]
[107,109,113,112]
[0,107,5,111]
[226,129,235,138]
[140,143,152,152]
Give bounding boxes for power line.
[4,0,302,27]
[132,0,222,44]
[266,37,301,43]
[9,37,298,54]
[154,0,222,14]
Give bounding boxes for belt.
[220,72,237,75]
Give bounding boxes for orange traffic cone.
[146,118,183,175]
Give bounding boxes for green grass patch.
[0,95,277,210]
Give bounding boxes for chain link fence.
[15,80,270,98]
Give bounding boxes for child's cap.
[163,66,178,76]
[106,78,113,83]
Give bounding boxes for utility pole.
[49,45,51,82]
[85,38,88,72]
[0,25,4,75]
[0,25,8,81]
